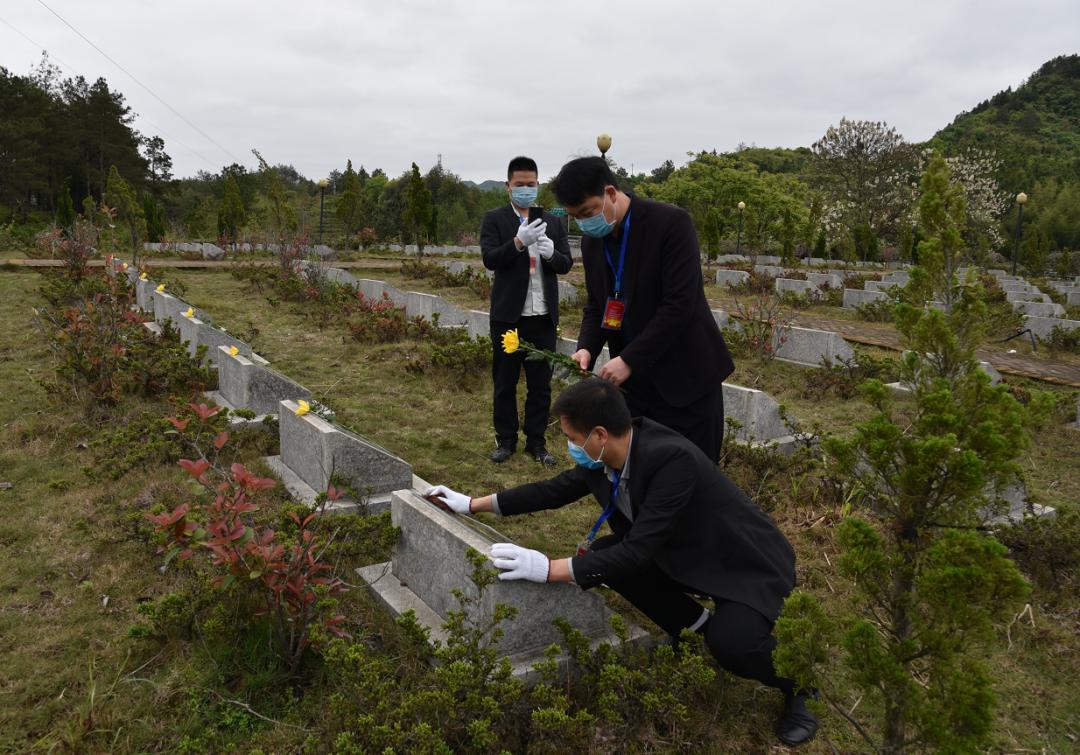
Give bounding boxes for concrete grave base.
[202,390,275,427]
[357,560,650,683]
[264,455,393,514]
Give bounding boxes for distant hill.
[930,54,1080,191]
[462,179,505,192]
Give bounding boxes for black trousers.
[623,377,725,463]
[490,316,557,450]
[592,534,795,696]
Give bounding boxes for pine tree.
[774,291,1031,753]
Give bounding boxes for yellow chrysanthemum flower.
[121,262,128,270]
[183,307,194,317]
[295,399,311,416]
[155,284,165,293]
[501,329,520,354]
[228,346,239,357]
[139,272,148,281]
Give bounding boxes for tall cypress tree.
[336,159,362,237]
[105,165,147,263]
[402,162,432,254]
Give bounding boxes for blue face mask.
[510,186,538,208]
[567,430,605,469]
[575,195,615,237]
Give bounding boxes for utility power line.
[36,0,242,165]
[0,13,218,171]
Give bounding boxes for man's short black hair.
[507,156,538,180]
[552,378,632,436]
[550,156,617,206]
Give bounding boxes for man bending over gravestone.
[426,378,819,747]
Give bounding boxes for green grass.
[2,266,1078,752]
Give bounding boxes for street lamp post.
[1012,192,1027,276]
[597,133,612,157]
[735,201,746,256]
[318,179,329,245]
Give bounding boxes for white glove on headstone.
[425,485,471,515]
[490,543,549,582]
[516,219,547,248]
[535,235,555,260]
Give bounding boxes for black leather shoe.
[489,445,515,463]
[778,692,819,746]
[527,446,557,466]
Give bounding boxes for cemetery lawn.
[2,266,1078,752]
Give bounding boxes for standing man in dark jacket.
[481,156,574,465]
[426,378,818,747]
[550,156,733,462]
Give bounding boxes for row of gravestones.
[109,257,649,675]
[143,242,335,260]
[716,265,1080,344]
[713,254,901,269]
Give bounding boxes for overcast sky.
[2,1,1077,183]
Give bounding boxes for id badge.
[601,297,625,330]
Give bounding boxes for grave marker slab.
[774,326,855,367]
[1012,300,1065,318]
[369,490,617,655]
[1024,315,1080,341]
[721,383,789,443]
[405,291,470,326]
[805,272,842,289]
[214,347,311,416]
[176,315,252,365]
[277,399,412,502]
[152,290,202,325]
[775,278,823,299]
[843,288,889,308]
[715,269,750,288]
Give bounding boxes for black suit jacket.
[481,205,574,326]
[576,195,734,407]
[496,418,796,621]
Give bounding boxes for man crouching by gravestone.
[426,378,819,746]
[480,156,573,466]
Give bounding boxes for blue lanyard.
[603,210,632,297]
[584,470,622,546]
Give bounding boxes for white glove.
[490,543,549,582]
[535,235,555,260]
[516,219,547,248]
[425,485,471,515]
